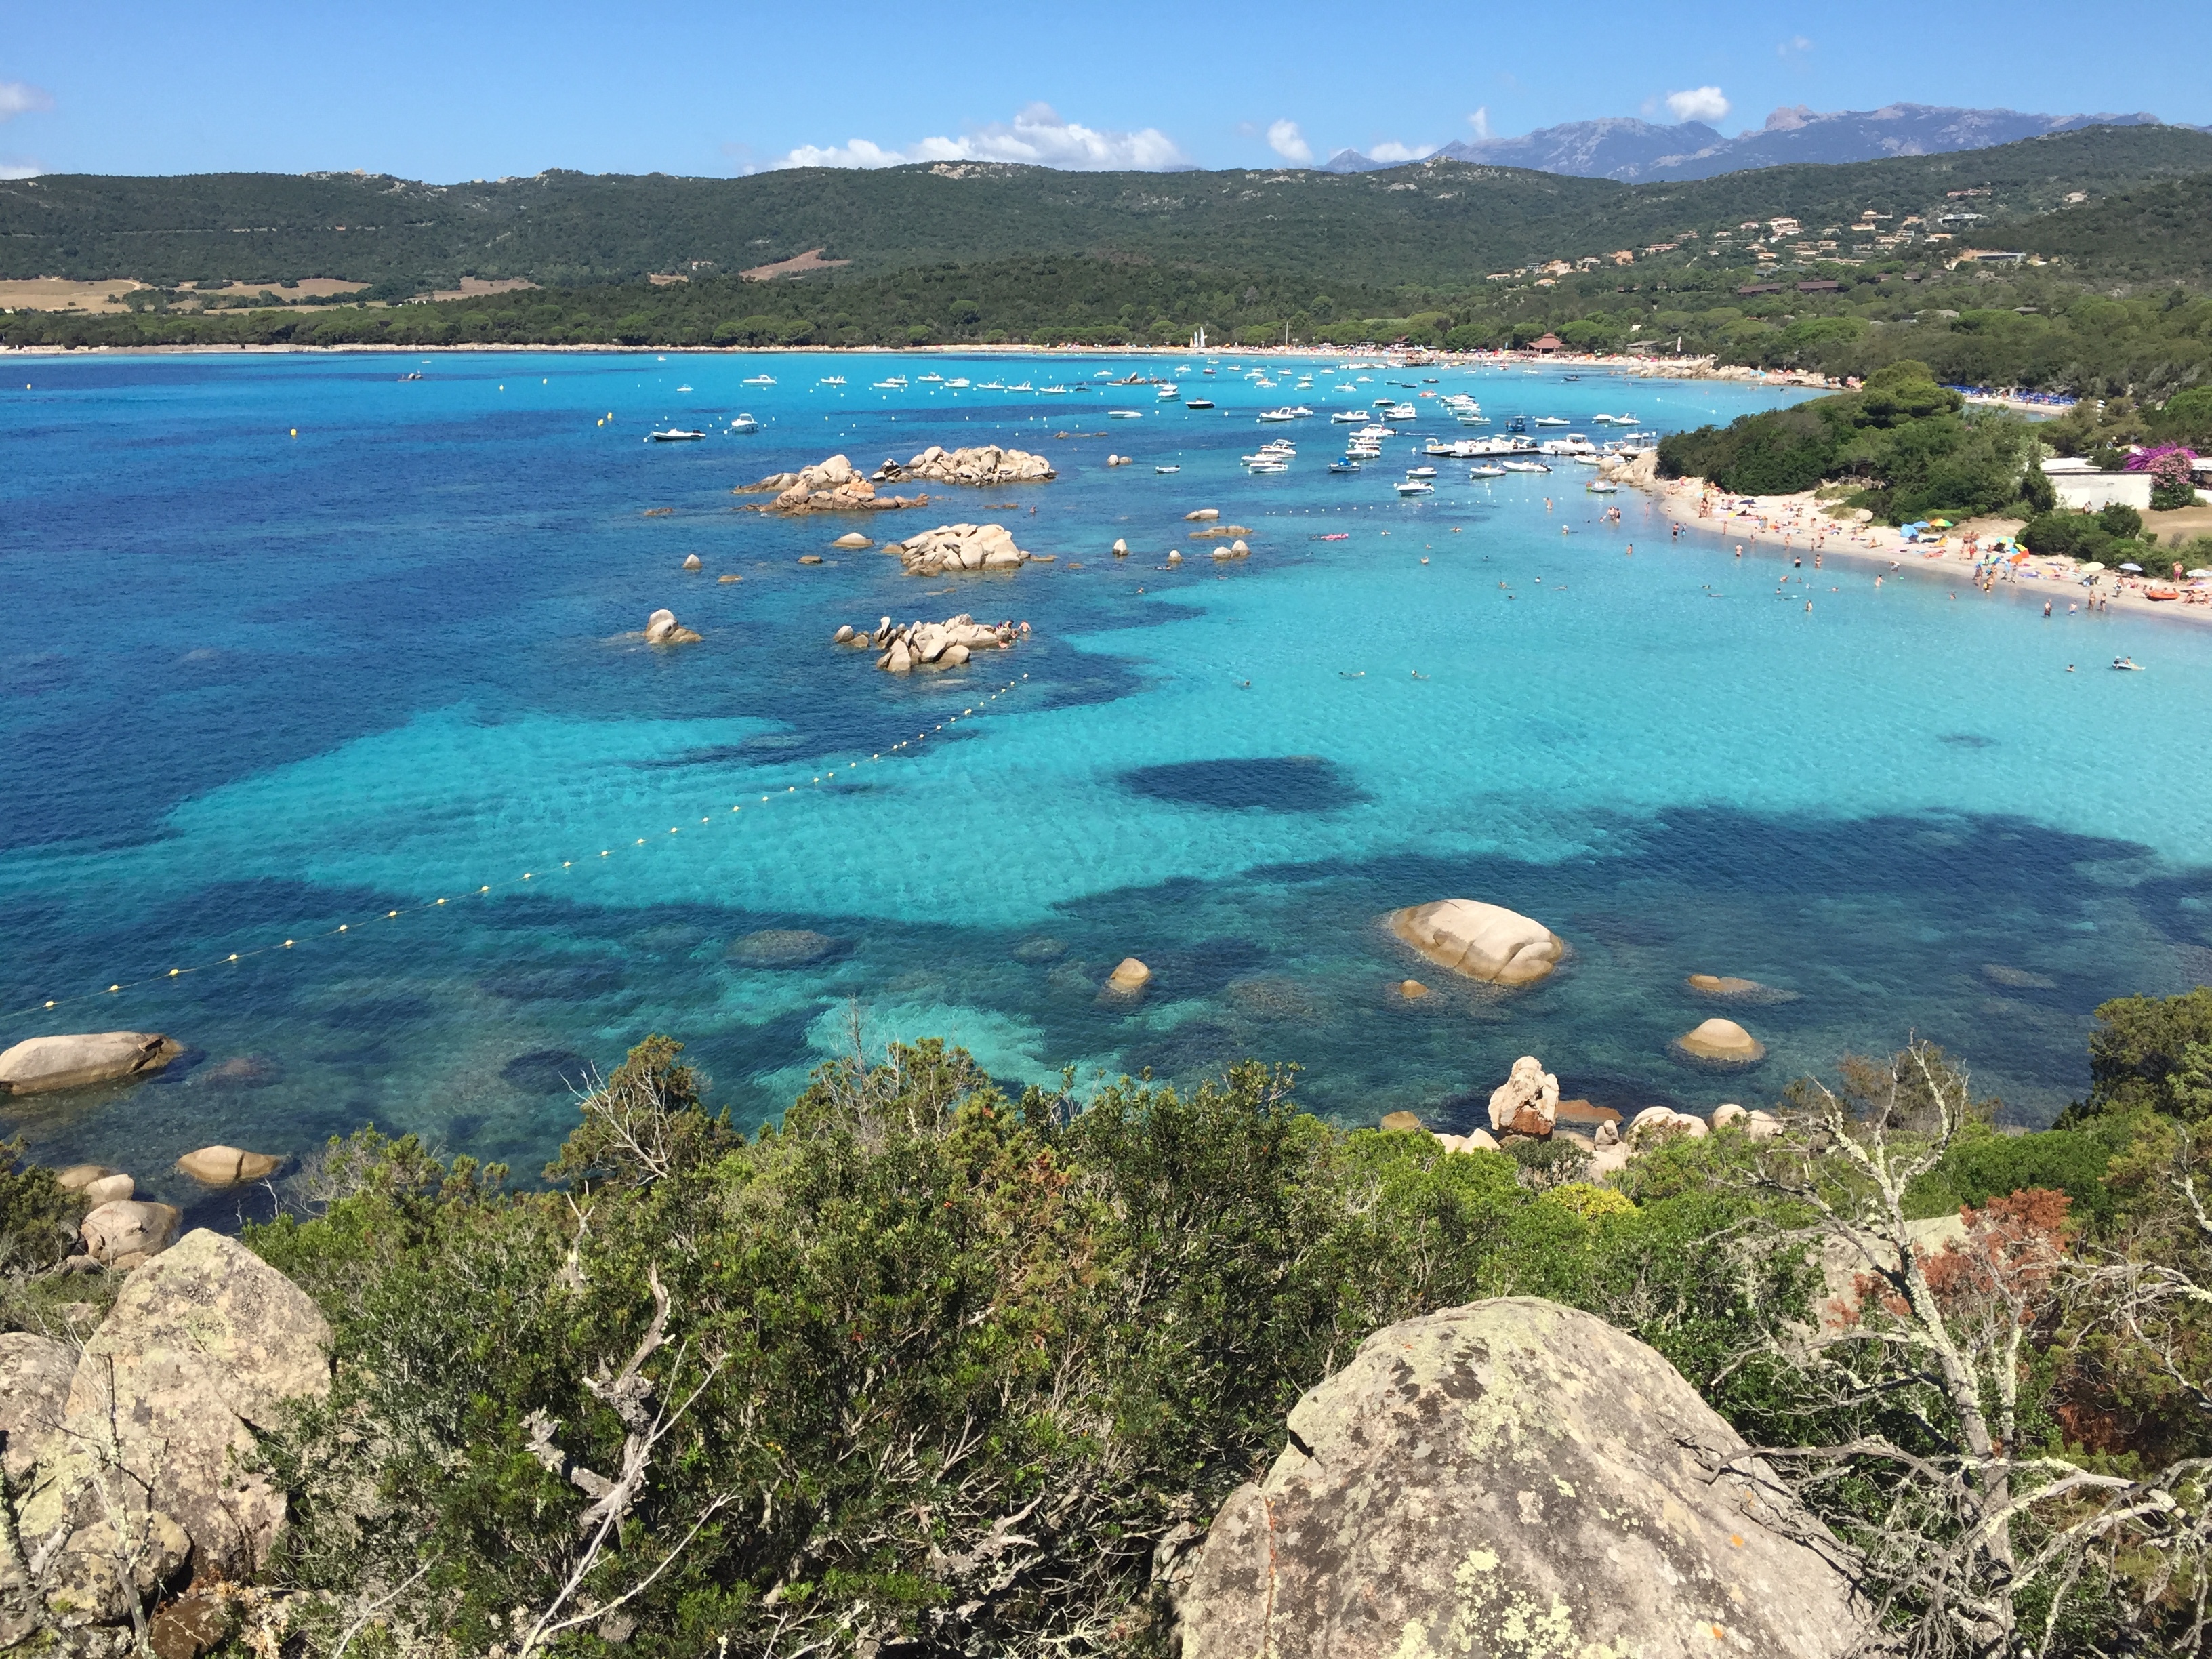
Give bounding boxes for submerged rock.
[729,929,840,968]
[1686,972,1800,1004]
[0,1033,182,1097]
[1388,900,1566,986]
[1177,1298,1864,1659]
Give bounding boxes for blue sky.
[3,0,2200,181]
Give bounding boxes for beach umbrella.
[2190,567,2212,578]
[1929,518,1952,527]
[2078,561,2105,571]
[2118,562,2144,573]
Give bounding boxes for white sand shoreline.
[1624,464,2212,630]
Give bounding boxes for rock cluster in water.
[1486,1054,1561,1136]
[737,453,929,514]
[893,522,1034,575]
[869,445,1054,486]
[836,613,1021,673]
[644,608,701,644]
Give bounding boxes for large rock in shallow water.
[0,1032,182,1096]
[1388,900,1565,986]
[1179,1298,1863,1659]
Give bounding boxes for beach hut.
[1530,333,1565,354]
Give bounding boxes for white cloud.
[0,160,43,179]
[1366,139,1438,163]
[1777,34,1814,56]
[1266,119,1312,163]
[768,103,1185,172]
[0,81,54,123]
[1665,86,1731,124]
[1466,107,1492,140]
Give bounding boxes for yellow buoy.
[290,428,298,436]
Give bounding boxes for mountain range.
[1324,104,2198,182]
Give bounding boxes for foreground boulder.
[869,444,1054,486]
[892,522,1033,576]
[80,1200,182,1267]
[644,608,702,645]
[738,453,929,513]
[0,1033,182,1097]
[11,1232,331,1643]
[176,1145,285,1185]
[1388,900,1566,986]
[1177,1298,1863,1659]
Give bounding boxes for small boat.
[743,375,776,386]
[649,428,706,441]
[1395,480,1434,495]
[1248,460,1290,474]
[1158,384,1182,400]
[918,373,944,383]
[1534,416,1570,427]
[1155,464,1181,474]
[2144,590,2181,602]
[979,380,1006,390]
[1185,398,1216,409]
[1586,480,1620,494]
[1008,382,1034,393]
[729,414,760,433]
[947,377,971,388]
[1258,409,1298,423]
[1329,461,1362,474]
[1469,465,1507,478]
[870,380,903,390]
[818,376,844,386]
[1040,384,1071,394]
[676,384,695,392]
[398,371,423,380]
[1332,410,1365,423]
[1405,466,1437,480]
[1502,460,1551,474]
[1458,415,1490,426]
[1384,403,1418,421]
[1109,409,1145,419]
[1591,413,1618,424]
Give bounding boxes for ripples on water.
[4,352,2209,1202]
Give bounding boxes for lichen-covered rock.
[20,1230,333,1595]
[1389,900,1566,987]
[1179,1298,1864,1659]
[80,1200,182,1265]
[870,444,1054,487]
[0,1033,182,1097]
[0,1332,73,1482]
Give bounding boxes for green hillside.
[7,125,2211,294]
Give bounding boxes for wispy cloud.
[1776,35,1814,56]
[1265,119,1312,164]
[1665,85,1731,124]
[1466,107,1492,141]
[0,81,54,123]
[0,159,43,179]
[1366,139,1438,163]
[768,103,1184,172]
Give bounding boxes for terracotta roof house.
[1529,333,1564,353]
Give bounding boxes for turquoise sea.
[5,350,2210,1214]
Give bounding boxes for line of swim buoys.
[4,674,1033,1025]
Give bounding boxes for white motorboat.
[1395,480,1434,495]
[1591,413,1619,424]
[675,384,694,392]
[870,380,903,390]
[729,414,760,432]
[649,428,706,441]
[1109,409,1144,419]
[1008,382,1034,393]
[1586,480,1620,493]
[918,373,944,383]
[1384,403,1418,421]
[1332,409,1365,423]
[1185,398,1216,409]
[1155,464,1181,474]
[1404,465,1438,479]
[1468,464,1507,478]
[1158,384,1182,400]
[947,377,970,388]
[1501,459,1551,474]
[1040,384,1071,394]
[743,375,776,386]
[1248,460,1290,474]
[1257,408,1298,423]
[1329,460,1361,473]
[979,380,1006,390]
[1533,416,1570,427]
[819,376,846,386]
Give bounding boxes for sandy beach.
[1616,456,2212,629]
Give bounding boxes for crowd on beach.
[1632,472,2212,625]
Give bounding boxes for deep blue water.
[5,350,2210,1206]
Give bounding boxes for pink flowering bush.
[2127,443,2200,510]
